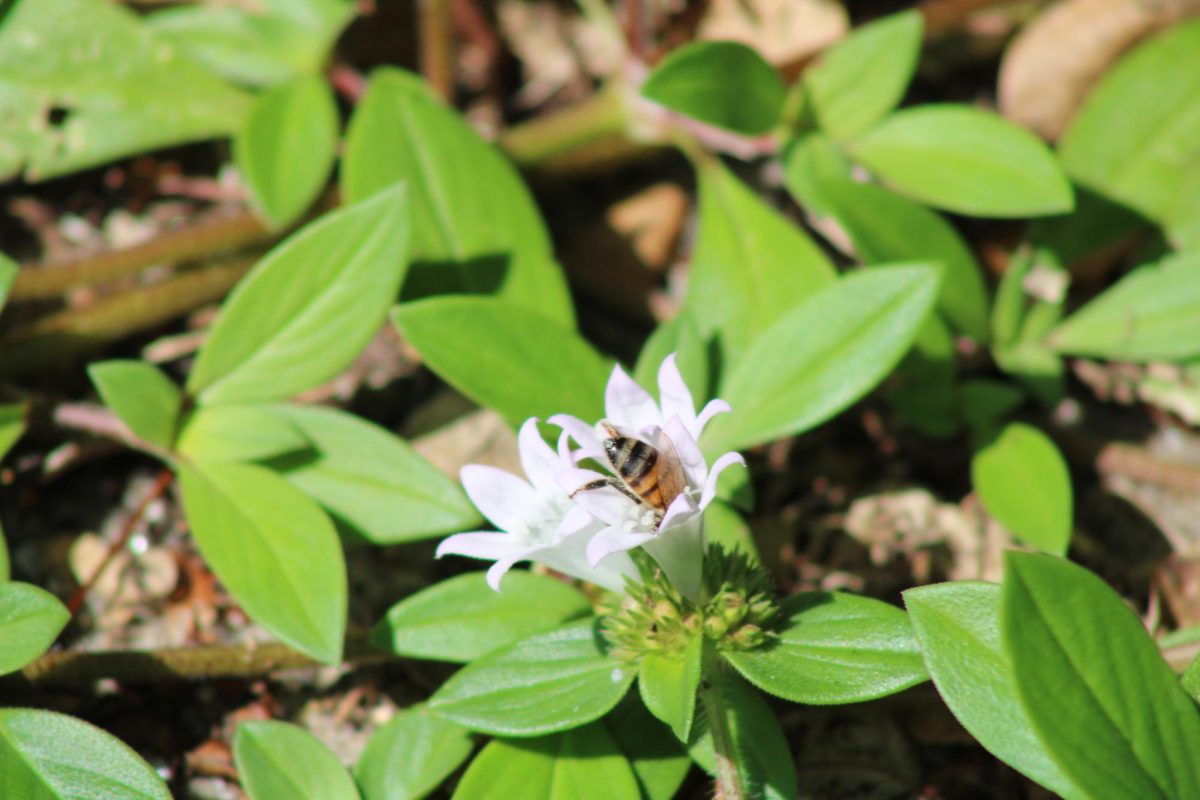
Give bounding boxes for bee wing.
[653,428,687,507]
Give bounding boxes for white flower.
[551,355,745,600]
[436,418,638,592]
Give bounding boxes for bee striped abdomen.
[604,436,665,507]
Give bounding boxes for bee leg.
[570,477,643,506]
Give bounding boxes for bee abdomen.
[606,438,658,488]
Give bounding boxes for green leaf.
[1002,552,1200,799]
[1059,20,1200,225]
[703,265,940,454]
[452,724,639,800]
[804,11,923,140]
[372,572,592,663]
[641,41,785,136]
[393,297,610,427]
[234,721,359,800]
[0,254,16,309]
[0,0,251,182]
[146,0,354,88]
[1048,252,1200,362]
[1182,653,1200,705]
[686,158,836,368]
[0,583,69,676]
[971,422,1072,555]
[704,500,759,562]
[638,634,701,742]
[0,402,28,461]
[355,705,474,800]
[265,403,480,544]
[904,582,1081,798]
[0,708,170,800]
[342,68,573,325]
[848,105,1074,217]
[814,178,990,341]
[1029,186,1149,271]
[781,132,853,216]
[177,460,346,664]
[88,361,182,452]
[689,662,796,800]
[428,620,634,736]
[723,592,927,704]
[633,314,710,402]
[959,379,1024,431]
[188,185,410,405]
[235,76,338,228]
[175,405,308,463]
[604,698,692,800]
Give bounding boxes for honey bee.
[571,421,687,516]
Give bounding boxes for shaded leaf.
[355,705,474,800]
[0,583,69,677]
[604,698,692,800]
[234,721,359,800]
[638,634,702,741]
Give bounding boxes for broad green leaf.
[452,724,639,800]
[849,105,1073,217]
[88,361,182,452]
[372,572,592,663]
[428,620,635,736]
[1002,552,1200,800]
[0,708,170,800]
[0,403,27,461]
[641,41,785,135]
[638,634,701,742]
[959,379,1024,431]
[342,68,573,325]
[0,0,251,181]
[176,405,308,463]
[633,314,710,402]
[234,721,359,800]
[1059,21,1200,225]
[781,132,853,216]
[904,582,1081,798]
[604,698,692,800]
[686,158,836,368]
[146,0,354,88]
[177,460,346,664]
[1182,654,1200,705]
[971,422,1072,555]
[393,298,609,427]
[814,178,990,341]
[688,662,796,800]
[1165,170,1200,251]
[724,592,927,704]
[805,11,923,140]
[703,265,939,454]
[1048,252,1200,362]
[266,403,480,544]
[188,186,409,405]
[355,705,474,800]
[235,76,338,228]
[0,583,69,676]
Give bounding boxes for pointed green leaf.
[175,405,308,463]
[1002,552,1200,800]
[703,265,939,454]
[178,460,347,664]
[604,698,692,800]
[452,724,639,800]
[971,422,1072,555]
[429,621,634,736]
[805,11,923,140]
[848,105,1073,217]
[781,132,853,216]
[372,572,592,663]
[234,721,359,800]
[355,705,474,800]
[235,76,338,228]
[641,41,785,135]
[342,68,573,325]
[724,592,927,704]
[638,634,701,742]
[188,185,409,405]
[686,159,836,367]
[904,582,1081,798]
[0,583,69,677]
[0,708,170,800]
[88,361,182,451]
[393,297,609,426]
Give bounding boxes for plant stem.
[699,648,747,800]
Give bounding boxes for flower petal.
[605,363,661,434]
[461,465,539,533]
[657,354,697,431]
[658,492,699,532]
[486,554,530,590]
[587,525,656,566]
[540,523,638,593]
[437,531,528,560]
[559,468,638,527]
[663,415,707,489]
[700,451,747,510]
[517,418,561,494]
[550,413,604,455]
[555,503,597,539]
[642,514,705,602]
[695,398,732,435]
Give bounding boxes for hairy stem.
[699,648,747,800]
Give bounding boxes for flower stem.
[699,647,748,800]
